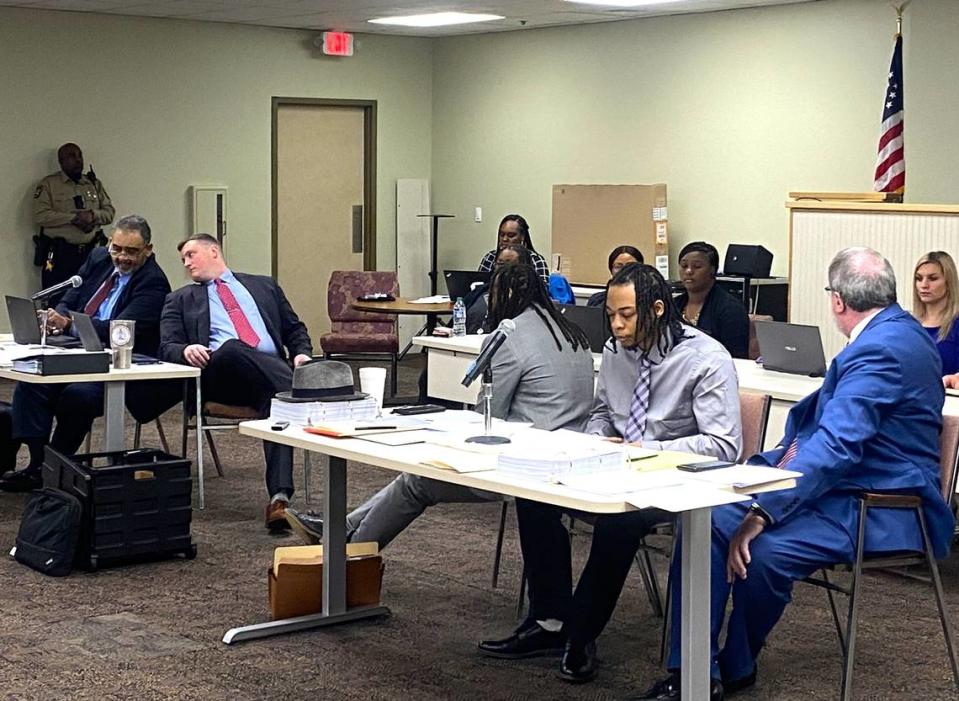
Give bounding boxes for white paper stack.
[269,397,378,426]
[495,428,625,481]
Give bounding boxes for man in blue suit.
[640,247,956,700]
[3,215,176,492]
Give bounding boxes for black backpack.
[14,487,82,577]
[0,401,19,471]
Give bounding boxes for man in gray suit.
[286,261,596,548]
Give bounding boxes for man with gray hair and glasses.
[639,247,956,700]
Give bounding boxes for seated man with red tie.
[2,214,172,492]
[158,233,313,530]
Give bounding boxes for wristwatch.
[749,502,773,526]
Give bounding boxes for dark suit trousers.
[516,498,668,644]
[201,340,295,498]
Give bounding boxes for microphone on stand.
[461,319,516,387]
[31,275,82,301]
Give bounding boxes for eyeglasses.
[110,244,145,256]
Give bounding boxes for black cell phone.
[392,404,446,416]
[271,421,290,431]
[676,460,736,472]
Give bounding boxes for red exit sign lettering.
[322,32,354,56]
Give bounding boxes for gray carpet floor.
[1,355,958,699]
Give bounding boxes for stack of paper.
[495,429,625,481]
[269,397,378,426]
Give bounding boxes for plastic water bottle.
[452,297,467,337]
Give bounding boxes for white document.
[421,446,498,473]
[559,470,687,496]
[629,484,749,512]
[410,295,451,304]
[355,430,435,446]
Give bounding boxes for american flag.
[874,35,904,193]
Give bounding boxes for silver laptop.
[69,312,105,352]
[755,320,827,377]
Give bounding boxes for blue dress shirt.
[94,269,131,321]
[206,269,278,356]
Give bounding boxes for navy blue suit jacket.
[55,247,171,356]
[157,273,312,365]
[750,303,955,558]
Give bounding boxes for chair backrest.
[739,391,772,462]
[939,414,959,509]
[747,314,773,361]
[326,271,400,324]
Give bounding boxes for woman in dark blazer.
[673,241,749,359]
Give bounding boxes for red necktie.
[214,278,261,348]
[776,439,799,469]
[83,272,118,316]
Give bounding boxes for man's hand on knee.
[726,513,766,583]
[183,344,211,368]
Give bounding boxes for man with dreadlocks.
[478,263,741,688]
[285,260,595,549]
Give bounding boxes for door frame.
[271,96,378,276]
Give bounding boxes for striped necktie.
[214,278,261,348]
[83,272,118,316]
[623,358,652,443]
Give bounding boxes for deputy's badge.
[33,185,42,199]
[45,250,54,272]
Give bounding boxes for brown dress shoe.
[265,500,292,531]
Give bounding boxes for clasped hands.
[72,209,96,233]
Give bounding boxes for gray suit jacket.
[479,306,595,432]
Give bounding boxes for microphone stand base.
[465,435,511,445]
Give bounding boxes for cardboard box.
[268,542,384,620]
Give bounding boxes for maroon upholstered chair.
[319,271,400,396]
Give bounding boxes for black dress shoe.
[285,507,324,544]
[0,468,42,493]
[723,666,757,695]
[478,619,565,659]
[559,640,597,683]
[631,672,724,701]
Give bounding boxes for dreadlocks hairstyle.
[486,262,591,353]
[607,263,685,360]
[498,214,537,253]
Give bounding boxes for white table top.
[0,342,200,384]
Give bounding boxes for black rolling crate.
[42,446,196,571]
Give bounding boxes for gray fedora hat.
[275,359,368,403]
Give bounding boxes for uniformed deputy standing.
[33,142,115,288]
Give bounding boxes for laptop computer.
[69,312,105,352]
[557,304,610,353]
[754,320,827,377]
[5,295,80,348]
[444,270,489,301]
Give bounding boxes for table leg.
[196,379,204,510]
[222,454,389,644]
[680,507,712,701]
[103,381,126,452]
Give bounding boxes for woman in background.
[587,245,644,309]
[673,241,749,359]
[913,251,959,378]
[478,214,550,289]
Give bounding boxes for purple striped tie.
[623,358,651,443]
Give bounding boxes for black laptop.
[754,320,827,377]
[444,270,489,300]
[557,304,610,353]
[5,296,80,348]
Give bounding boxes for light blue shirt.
[94,268,132,321]
[205,268,278,356]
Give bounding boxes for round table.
[350,297,453,360]
[350,297,453,315]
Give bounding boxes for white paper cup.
[359,367,387,412]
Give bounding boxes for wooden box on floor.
[268,542,383,619]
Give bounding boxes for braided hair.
[607,263,685,360]
[486,262,590,353]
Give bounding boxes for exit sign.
[322,32,354,56]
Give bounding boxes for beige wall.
[430,0,959,278]
[0,7,432,330]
